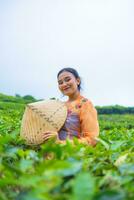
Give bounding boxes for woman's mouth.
[63,87,70,91]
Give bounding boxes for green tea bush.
[0,99,134,200]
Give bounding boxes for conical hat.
[20,99,67,145]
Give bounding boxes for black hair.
[57,67,81,91]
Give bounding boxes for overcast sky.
[0,0,134,106]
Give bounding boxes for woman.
[42,68,99,146]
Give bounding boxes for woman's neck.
[68,91,81,102]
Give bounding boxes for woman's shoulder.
[79,96,97,117]
[79,95,93,106]
[78,96,97,114]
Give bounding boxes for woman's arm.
[79,100,99,146]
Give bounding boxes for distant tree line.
[0,93,37,104]
[96,105,134,114]
[0,93,134,114]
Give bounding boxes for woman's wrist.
[78,137,97,146]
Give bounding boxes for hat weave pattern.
[20,100,67,145]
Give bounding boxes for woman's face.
[58,71,80,97]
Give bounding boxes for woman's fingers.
[41,132,51,136]
[38,131,58,142]
[41,132,57,141]
[43,133,56,139]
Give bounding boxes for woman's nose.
[61,81,68,88]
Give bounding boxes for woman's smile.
[63,86,71,91]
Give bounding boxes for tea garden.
[0,93,134,200]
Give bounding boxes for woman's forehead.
[58,71,74,80]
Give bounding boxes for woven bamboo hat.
[20,99,67,145]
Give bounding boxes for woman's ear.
[77,78,81,86]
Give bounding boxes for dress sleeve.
[79,100,99,146]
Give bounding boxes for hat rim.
[20,99,67,145]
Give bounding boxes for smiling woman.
[41,67,99,146]
[57,68,81,99]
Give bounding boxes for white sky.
[0,0,134,106]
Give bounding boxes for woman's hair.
[57,67,81,91]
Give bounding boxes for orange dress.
[58,95,99,145]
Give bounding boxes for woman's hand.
[40,131,58,142]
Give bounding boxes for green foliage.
[1,93,134,114]
[72,172,95,200]
[22,95,36,101]
[0,93,37,104]
[0,96,134,199]
[98,114,134,131]
[96,105,134,114]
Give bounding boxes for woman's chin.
[63,91,72,96]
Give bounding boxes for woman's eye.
[58,77,71,85]
[58,81,63,85]
[65,78,71,82]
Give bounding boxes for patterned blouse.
[58,95,99,145]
